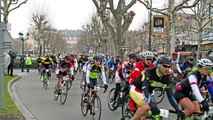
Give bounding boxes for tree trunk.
[167,0,176,55]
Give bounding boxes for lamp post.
[19,32,29,55]
[0,0,4,109]
[145,0,152,51]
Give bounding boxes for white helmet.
[139,52,145,57]
[143,51,154,58]
[197,59,213,68]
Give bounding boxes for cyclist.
[36,55,42,73]
[128,51,155,111]
[171,52,183,81]
[83,56,108,101]
[54,56,71,97]
[40,54,52,84]
[107,56,116,79]
[130,55,184,120]
[180,56,194,76]
[174,59,213,120]
[111,53,138,109]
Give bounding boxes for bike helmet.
[209,52,213,62]
[93,56,100,61]
[64,55,70,60]
[196,59,213,68]
[143,51,154,58]
[139,52,145,57]
[128,52,138,59]
[157,55,172,65]
[172,52,178,57]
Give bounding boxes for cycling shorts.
[89,78,97,87]
[129,85,146,106]
[174,90,197,103]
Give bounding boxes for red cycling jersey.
[129,61,155,84]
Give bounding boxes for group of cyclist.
[35,50,213,120]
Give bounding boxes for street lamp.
[19,32,29,55]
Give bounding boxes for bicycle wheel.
[91,95,101,120]
[107,88,116,111]
[81,94,88,116]
[54,88,59,101]
[60,83,68,105]
[122,95,133,117]
[43,76,48,90]
[80,75,86,94]
[152,88,165,104]
[67,80,72,90]
[120,115,132,120]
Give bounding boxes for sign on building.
[152,15,167,35]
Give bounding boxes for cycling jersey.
[129,61,155,84]
[41,57,52,69]
[42,57,52,65]
[132,67,172,92]
[86,63,107,85]
[174,71,206,103]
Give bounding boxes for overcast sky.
[8,0,164,38]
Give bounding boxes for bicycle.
[80,85,107,120]
[120,108,183,120]
[151,87,166,104]
[80,72,87,94]
[106,68,115,84]
[43,68,50,90]
[108,81,130,111]
[54,74,71,105]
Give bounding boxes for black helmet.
[157,55,172,65]
[93,56,100,61]
[128,53,138,59]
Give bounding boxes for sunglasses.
[203,67,212,71]
[162,64,171,68]
[146,58,152,61]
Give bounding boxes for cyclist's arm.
[165,87,184,117]
[86,64,91,84]
[101,64,107,85]
[175,62,182,74]
[189,75,204,102]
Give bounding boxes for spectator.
[8,51,16,76]
[180,56,194,74]
[25,54,32,72]
[20,55,25,72]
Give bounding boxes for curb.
[8,75,37,120]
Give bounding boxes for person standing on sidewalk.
[8,51,16,76]
[20,55,25,72]
[25,55,32,72]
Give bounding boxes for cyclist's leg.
[130,85,148,120]
[176,92,195,117]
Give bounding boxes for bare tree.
[28,3,53,56]
[1,0,28,26]
[92,0,137,60]
[11,39,22,53]
[138,0,200,54]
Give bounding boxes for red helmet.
[172,52,178,57]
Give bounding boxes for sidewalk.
[8,69,37,120]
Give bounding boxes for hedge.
[14,60,38,69]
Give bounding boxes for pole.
[22,39,24,55]
[148,0,152,51]
[0,0,5,109]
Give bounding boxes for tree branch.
[125,0,137,12]
[174,0,201,13]
[9,0,28,13]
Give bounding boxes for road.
[13,70,176,120]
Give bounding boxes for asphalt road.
[13,70,177,120]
